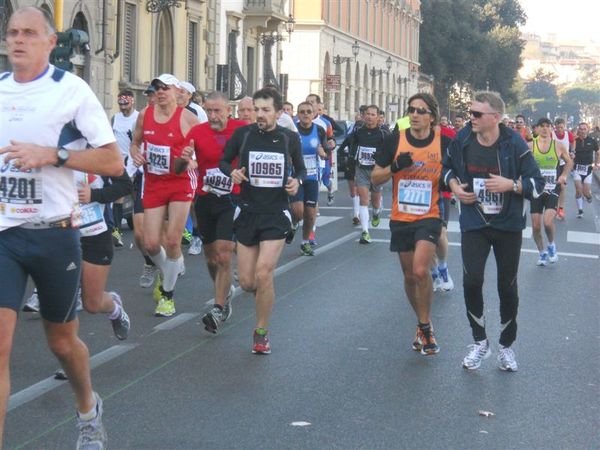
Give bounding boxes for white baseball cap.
[151,73,181,88]
[180,81,196,95]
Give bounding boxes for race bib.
[202,167,233,196]
[303,155,318,178]
[146,143,171,175]
[397,179,432,215]
[0,164,43,219]
[575,164,589,176]
[358,146,376,166]
[540,169,556,191]
[78,202,108,237]
[248,151,285,188]
[473,178,503,214]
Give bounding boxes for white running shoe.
[22,290,40,312]
[536,252,548,266]
[462,339,491,370]
[498,345,518,372]
[438,266,454,291]
[188,236,202,255]
[139,264,158,288]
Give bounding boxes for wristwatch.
[512,180,519,193]
[54,147,70,167]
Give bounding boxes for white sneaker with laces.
[188,236,202,255]
[23,290,40,312]
[498,345,518,372]
[462,339,491,370]
[139,264,158,288]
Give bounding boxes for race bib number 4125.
[249,151,285,188]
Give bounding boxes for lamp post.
[333,40,360,65]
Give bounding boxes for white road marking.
[152,313,200,332]
[567,231,600,246]
[367,239,598,259]
[9,344,138,411]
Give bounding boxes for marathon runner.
[552,118,574,220]
[443,91,544,372]
[185,91,246,333]
[130,73,199,317]
[571,122,599,218]
[372,93,451,356]
[529,118,572,265]
[0,6,124,447]
[220,87,306,354]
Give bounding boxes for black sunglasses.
[153,83,170,91]
[469,110,495,119]
[407,106,431,115]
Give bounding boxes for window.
[187,21,198,86]
[156,10,174,74]
[123,2,136,81]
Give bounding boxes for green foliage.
[524,69,558,101]
[419,0,526,112]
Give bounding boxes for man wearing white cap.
[130,73,199,317]
[178,81,208,123]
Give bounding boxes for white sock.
[108,299,121,320]
[162,255,183,292]
[353,196,360,218]
[577,197,583,209]
[149,247,167,272]
[359,206,370,232]
[78,402,98,421]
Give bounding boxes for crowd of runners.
[1,6,599,450]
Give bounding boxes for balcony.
[243,0,288,30]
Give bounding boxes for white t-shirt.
[189,102,208,123]
[0,65,115,231]
[112,110,139,160]
[277,113,298,132]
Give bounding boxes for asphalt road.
[5,176,600,450]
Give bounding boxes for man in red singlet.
[130,74,199,317]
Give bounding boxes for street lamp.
[259,33,286,45]
[385,56,392,72]
[285,14,295,38]
[352,40,360,58]
[370,67,383,77]
[333,41,360,65]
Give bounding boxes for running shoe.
[536,252,548,266]
[153,276,163,304]
[497,345,518,372]
[420,327,440,356]
[252,328,271,354]
[179,260,186,277]
[202,305,226,334]
[109,292,130,340]
[412,326,424,352]
[462,339,491,370]
[352,216,360,226]
[75,288,83,312]
[371,214,380,227]
[577,209,584,218]
[308,231,317,246]
[154,297,176,317]
[222,284,235,321]
[22,289,40,312]
[438,266,454,291]
[188,236,202,255]
[112,228,123,248]
[556,207,565,220]
[140,264,158,288]
[300,242,314,256]
[327,192,335,206]
[76,392,107,450]
[181,229,192,245]
[285,223,298,244]
[547,244,558,263]
[586,195,592,203]
[359,231,372,244]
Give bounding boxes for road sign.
[325,74,341,93]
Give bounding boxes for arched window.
[71,12,90,81]
[156,10,174,74]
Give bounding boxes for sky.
[519,0,599,42]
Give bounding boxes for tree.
[524,69,558,101]
[420,0,526,112]
[560,84,600,123]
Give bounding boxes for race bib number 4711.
[249,151,285,188]
[397,179,432,215]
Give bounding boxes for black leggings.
[461,228,522,347]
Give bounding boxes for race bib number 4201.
[473,178,503,214]
[249,151,285,188]
[0,164,43,219]
[146,143,171,175]
[397,179,432,215]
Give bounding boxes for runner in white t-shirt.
[0,7,123,449]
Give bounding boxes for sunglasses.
[469,110,495,119]
[298,110,313,114]
[153,84,170,91]
[407,106,431,115]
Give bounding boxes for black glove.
[390,152,413,173]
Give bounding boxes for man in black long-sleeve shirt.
[220,87,306,354]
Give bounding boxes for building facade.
[282,0,422,121]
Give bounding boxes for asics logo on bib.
[1,163,31,174]
[254,153,281,161]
